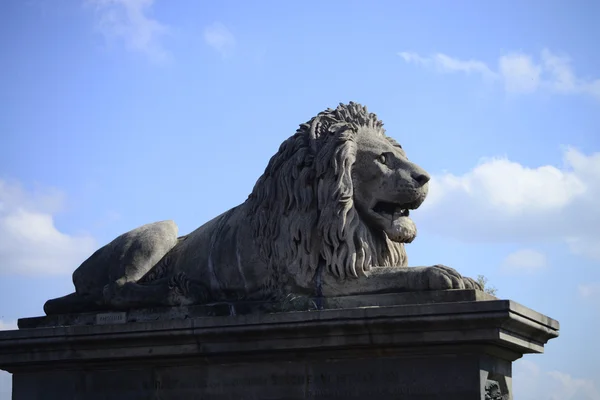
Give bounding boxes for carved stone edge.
[18,289,498,330]
[0,296,559,373]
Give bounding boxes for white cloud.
[498,53,542,93]
[547,371,600,400]
[502,249,547,274]
[0,320,16,331]
[88,0,169,63]
[0,321,16,400]
[419,148,600,261]
[203,22,235,57]
[541,49,577,93]
[514,360,600,400]
[399,49,600,99]
[579,283,600,307]
[0,180,96,276]
[0,372,9,400]
[399,51,496,80]
[567,237,600,261]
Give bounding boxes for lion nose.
[412,172,430,186]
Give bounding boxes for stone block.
[0,290,559,399]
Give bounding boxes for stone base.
[0,290,559,400]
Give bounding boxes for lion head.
[247,102,430,283]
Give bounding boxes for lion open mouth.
[372,201,410,220]
[369,200,419,243]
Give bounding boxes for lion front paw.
[423,265,482,291]
[102,282,120,307]
[102,280,133,308]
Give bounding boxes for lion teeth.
[390,209,410,220]
[373,203,410,221]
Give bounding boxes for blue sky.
[1,0,599,398]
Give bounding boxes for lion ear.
[307,118,322,152]
[329,122,352,134]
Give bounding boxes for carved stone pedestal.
[0,290,559,400]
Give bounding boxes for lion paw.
[423,265,482,291]
[102,280,133,308]
[464,276,484,291]
[102,282,120,306]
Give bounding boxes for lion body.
[44,102,479,315]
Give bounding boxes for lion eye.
[377,154,387,164]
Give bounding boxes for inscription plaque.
[95,312,127,325]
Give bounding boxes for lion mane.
[246,102,407,283]
[44,101,479,316]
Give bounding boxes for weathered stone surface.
[43,220,179,315]
[44,102,483,315]
[0,293,559,399]
[20,289,497,329]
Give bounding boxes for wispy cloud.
[502,249,547,274]
[579,283,600,307]
[87,0,170,63]
[498,53,542,93]
[514,360,600,400]
[399,51,496,80]
[0,180,96,276]
[203,22,235,58]
[399,49,600,99]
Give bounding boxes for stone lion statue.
[44,102,481,315]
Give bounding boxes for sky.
[0,0,599,398]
